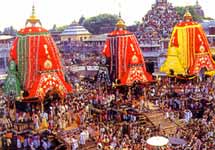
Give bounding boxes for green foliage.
[175,6,185,19]
[204,17,214,20]
[83,14,119,34]
[175,6,213,21]
[52,24,57,30]
[78,16,85,26]
[56,25,68,32]
[175,6,201,21]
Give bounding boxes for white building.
[60,22,91,42]
[0,35,14,84]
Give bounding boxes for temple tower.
[160,10,215,75]
[102,18,152,85]
[4,6,72,100]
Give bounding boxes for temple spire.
[32,4,36,17]
[25,4,42,27]
[115,2,126,30]
[196,0,199,6]
[184,7,193,22]
[116,15,126,30]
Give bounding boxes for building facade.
[0,35,14,84]
[194,0,204,18]
[60,22,91,42]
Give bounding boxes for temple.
[194,0,204,18]
[155,0,167,5]
[160,9,215,75]
[4,5,72,100]
[102,18,152,85]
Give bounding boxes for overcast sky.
[0,0,213,30]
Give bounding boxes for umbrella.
[168,137,187,145]
[146,136,169,146]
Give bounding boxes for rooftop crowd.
[136,2,180,45]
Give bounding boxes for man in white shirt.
[79,130,86,145]
[71,136,78,150]
[184,109,192,123]
[42,139,48,150]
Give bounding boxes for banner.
[70,66,101,72]
[0,74,7,80]
[86,66,99,71]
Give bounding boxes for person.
[76,114,81,127]
[23,135,29,148]
[139,96,145,112]
[61,117,66,129]
[5,132,12,148]
[41,111,48,120]
[71,136,78,150]
[165,107,170,119]
[42,138,48,150]
[184,109,193,123]
[17,136,22,149]
[84,128,89,141]
[28,136,34,150]
[0,136,2,149]
[79,130,86,146]
[40,116,49,130]
[33,113,39,130]
[33,134,40,149]
[103,134,110,149]
[97,142,103,150]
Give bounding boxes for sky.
[0,0,213,31]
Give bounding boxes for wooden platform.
[139,100,185,135]
[64,122,78,131]
[60,103,184,149]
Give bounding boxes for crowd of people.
[61,50,106,89]
[0,0,213,149]
[58,41,103,53]
[62,51,101,66]
[1,74,215,149]
[151,77,215,149]
[136,2,180,45]
[0,97,59,149]
[1,41,215,149]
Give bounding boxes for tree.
[52,24,57,30]
[175,6,200,21]
[83,14,119,34]
[127,21,140,32]
[78,16,85,26]
[175,6,213,22]
[56,25,68,32]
